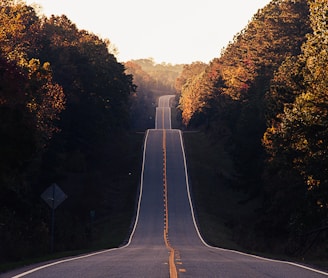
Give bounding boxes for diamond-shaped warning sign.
[41,183,67,209]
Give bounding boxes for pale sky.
[25,0,272,64]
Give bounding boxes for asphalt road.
[156,94,175,129]
[3,95,328,278]
[164,128,328,277]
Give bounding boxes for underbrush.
[183,131,328,270]
[0,132,144,274]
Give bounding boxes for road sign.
[41,183,67,252]
[41,183,67,209]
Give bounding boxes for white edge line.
[155,107,158,129]
[177,129,328,276]
[168,108,171,129]
[163,95,175,129]
[126,129,149,245]
[12,130,150,278]
[157,95,175,130]
[168,107,172,130]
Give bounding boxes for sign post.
[41,183,67,252]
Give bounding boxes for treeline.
[125,58,183,130]
[177,0,327,256]
[0,0,138,263]
[127,58,183,94]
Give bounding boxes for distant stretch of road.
[155,94,175,129]
[3,95,328,277]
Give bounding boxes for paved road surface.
[156,94,175,129]
[2,95,328,277]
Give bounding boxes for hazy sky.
[25,0,272,64]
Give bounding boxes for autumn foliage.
[0,0,135,263]
[177,0,328,257]
[125,59,183,130]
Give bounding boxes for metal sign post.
[41,183,67,252]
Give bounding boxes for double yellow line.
[162,109,178,278]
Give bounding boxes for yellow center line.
[162,107,165,129]
[163,128,178,278]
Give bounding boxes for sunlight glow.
[25,0,272,64]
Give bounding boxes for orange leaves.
[34,82,65,138]
[175,62,208,125]
[0,1,40,64]
[25,59,65,139]
[262,124,277,152]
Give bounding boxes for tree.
[0,0,40,64]
[177,0,319,254]
[38,15,134,148]
[176,62,207,125]
[1,1,136,262]
[262,0,328,240]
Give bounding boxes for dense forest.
[177,0,328,258]
[1,0,327,268]
[0,0,141,264]
[0,1,183,266]
[125,59,183,130]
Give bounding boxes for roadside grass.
[0,250,93,274]
[170,97,183,130]
[183,131,287,254]
[182,131,250,250]
[0,132,144,274]
[182,131,293,255]
[183,131,328,272]
[91,132,145,249]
